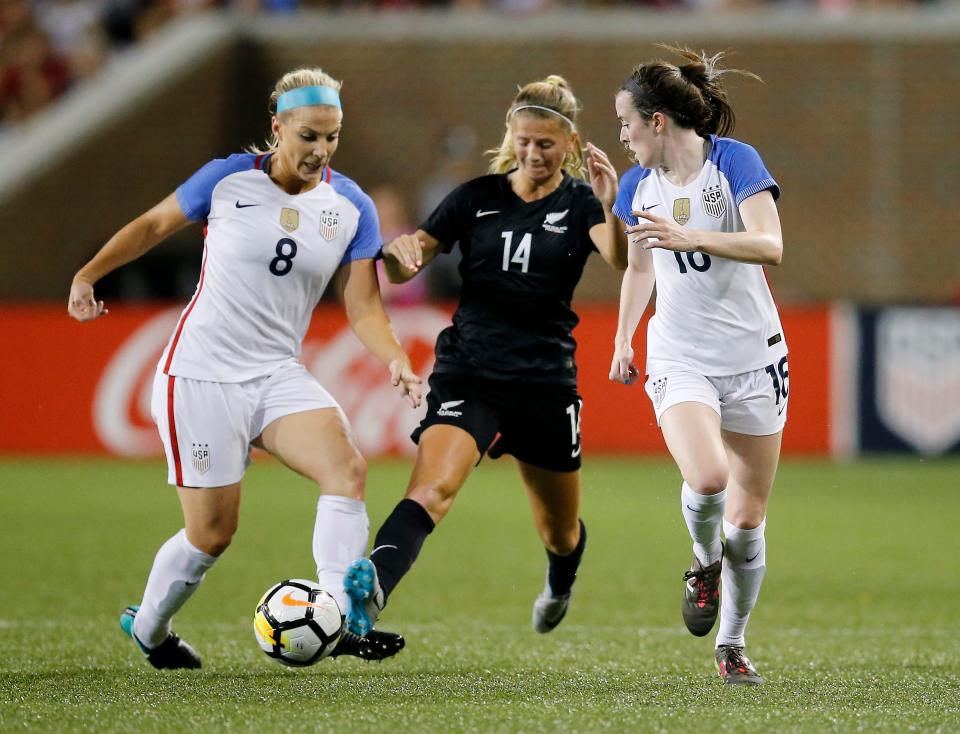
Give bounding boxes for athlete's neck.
[265,155,319,195]
[660,133,710,187]
[509,170,564,203]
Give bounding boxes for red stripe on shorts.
[166,375,183,486]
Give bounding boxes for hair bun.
[544,74,570,89]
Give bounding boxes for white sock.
[716,518,766,649]
[680,482,726,565]
[133,529,217,649]
[313,495,369,613]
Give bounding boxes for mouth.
[301,160,324,174]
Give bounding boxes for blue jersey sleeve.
[713,138,780,205]
[175,153,259,221]
[612,165,648,226]
[329,171,382,264]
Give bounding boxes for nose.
[619,128,628,144]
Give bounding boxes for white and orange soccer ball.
[253,579,343,666]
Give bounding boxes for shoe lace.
[683,564,720,606]
[721,646,753,675]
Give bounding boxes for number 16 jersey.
[160,153,381,382]
[614,136,788,377]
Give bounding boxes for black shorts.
[411,373,583,472]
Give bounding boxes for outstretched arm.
[336,258,423,408]
[68,193,192,321]
[610,240,656,385]
[379,229,445,284]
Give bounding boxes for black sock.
[546,519,587,596]
[369,498,435,601]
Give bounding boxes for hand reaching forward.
[389,358,423,408]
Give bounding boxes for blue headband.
[276,86,341,113]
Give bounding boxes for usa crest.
[875,309,960,455]
[702,185,726,219]
[319,210,340,241]
[191,443,211,474]
[280,208,299,233]
[673,198,691,225]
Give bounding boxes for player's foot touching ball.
[331,629,405,662]
[120,605,201,670]
[343,558,384,636]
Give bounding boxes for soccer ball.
[253,579,343,666]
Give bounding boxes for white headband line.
[510,104,575,130]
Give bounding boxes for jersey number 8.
[270,238,298,276]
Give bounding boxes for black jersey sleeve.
[420,180,475,253]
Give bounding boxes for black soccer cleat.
[716,645,764,685]
[681,552,722,636]
[330,628,405,662]
[120,604,201,670]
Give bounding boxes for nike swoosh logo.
[476,209,499,218]
[778,403,786,416]
[685,504,703,514]
[571,445,582,458]
[281,592,328,609]
[235,201,260,208]
[746,552,760,563]
[184,580,199,587]
[370,544,397,556]
[641,203,660,211]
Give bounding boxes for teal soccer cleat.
[343,559,384,636]
[120,605,201,670]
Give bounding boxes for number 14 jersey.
[614,136,788,376]
[160,153,380,382]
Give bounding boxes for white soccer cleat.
[532,574,572,634]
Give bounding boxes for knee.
[407,477,461,523]
[541,523,580,556]
[683,466,729,495]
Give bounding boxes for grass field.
[1,456,958,733]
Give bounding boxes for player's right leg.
[124,482,241,669]
[124,371,254,668]
[652,369,729,637]
[345,423,480,635]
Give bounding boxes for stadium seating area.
[0,0,937,129]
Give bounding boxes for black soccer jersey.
[421,172,606,385]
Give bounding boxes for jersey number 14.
[501,231,531,273]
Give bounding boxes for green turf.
[1,457,958,733]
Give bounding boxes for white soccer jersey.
[159,153,380,382]
[613,136,787,376]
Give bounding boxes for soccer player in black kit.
[343,76,627,639]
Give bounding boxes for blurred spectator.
[0,20,70,125]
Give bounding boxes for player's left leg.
[256,405,368,617]
[518,462,584,633]
[715,428,782,685]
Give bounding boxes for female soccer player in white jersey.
[339,76,627,640]
[609,47,786,685]
[66,68,422,668]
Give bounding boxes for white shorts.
[151,361,340,488]
[645,358,789,436]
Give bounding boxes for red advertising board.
[2,303,831,456]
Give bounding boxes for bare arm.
[68,193,192,321]
[585,142,627,270]
[335,258,423,407]
[380,229,445,284]
[610,241,656,384]
[628,189,783,266]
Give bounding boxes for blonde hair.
[486,75,586,180]
[248,68,343,154]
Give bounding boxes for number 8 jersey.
[159,153,381,382]
[614,135,788,376]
